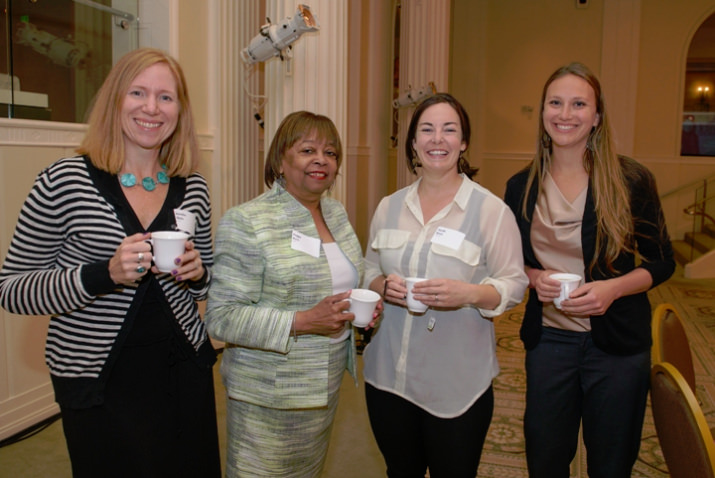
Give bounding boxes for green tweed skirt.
[225,339,349,477]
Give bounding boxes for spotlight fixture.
[240,4,319,65]
[393,82,437,109]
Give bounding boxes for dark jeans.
[524,327,650,478]
[365,383,493,478]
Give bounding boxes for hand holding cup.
[149,231,190,273]
[549,273,582,309]
[347,289,381,328]
[405,277,429,314]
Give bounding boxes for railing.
[665,175,715,263]
[684,195,715,227]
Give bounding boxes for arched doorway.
[681,12,715,156]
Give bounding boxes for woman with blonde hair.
[0,48,220,477]
[504,62,675,478]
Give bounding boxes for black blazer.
[504,156,675,355]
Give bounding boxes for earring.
[541,133,552,149]
[412,149,422,168]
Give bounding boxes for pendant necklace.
[119,164,169,192]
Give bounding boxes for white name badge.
[431,226,465,250]
[174,209,197,236]
[291,230,321,258]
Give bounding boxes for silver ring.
[136,266,146,274]
[137,252,144,263]
[435,294,438,301]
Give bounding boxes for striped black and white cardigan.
[0,155,213,407]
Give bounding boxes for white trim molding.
[0,118,214,151]
[0,119,87,147]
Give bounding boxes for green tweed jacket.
[206,183,363,409]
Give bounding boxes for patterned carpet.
[478,275,715,478]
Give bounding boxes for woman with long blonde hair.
[504,62,674,478]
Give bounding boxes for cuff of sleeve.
[638,263,670,289]
[285,311,298,352]
[189,266,211,290]
[477,278,508,318]
[80,260,116,296]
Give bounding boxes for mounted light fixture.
[240,4,319,65]
[393,82,437,109]
[697,85,711,102]
[72,0,135,29]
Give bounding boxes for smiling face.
[121,62,180,159]
[280,132,339,205]
[412,102,466,174]
[542,73,600,153]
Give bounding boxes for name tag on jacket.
[291,230,321,258]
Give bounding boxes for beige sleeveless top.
[532,172,591,331]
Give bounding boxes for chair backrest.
[650,362,715,478]
[652,303,696,392]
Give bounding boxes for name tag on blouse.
[431,226,465,250]
[291,230,321,258]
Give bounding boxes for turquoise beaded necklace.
[119,164,169,191]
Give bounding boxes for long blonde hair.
[523,62,633,272]
[77,48,199,177]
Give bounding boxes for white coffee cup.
[150,231,189,272]
[550,273,582,309]
[349,289,380,328]
[405,277,429,314]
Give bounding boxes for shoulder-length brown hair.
[524,62,632,272]
[404,92,477,179]
[77,48,199,177]
[264,111,343,188]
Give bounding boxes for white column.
[344,0,393,244]
[600,0,641,156]
[213,0,263,217]
[395,0,451,190]
[264,0,348,204]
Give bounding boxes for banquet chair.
[650,362,715,478]
[652,303,696,393]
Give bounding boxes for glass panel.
[681,13,715,157]
[0,0,138,123]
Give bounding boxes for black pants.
[365,383,493,478]
[524,327,650,478]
